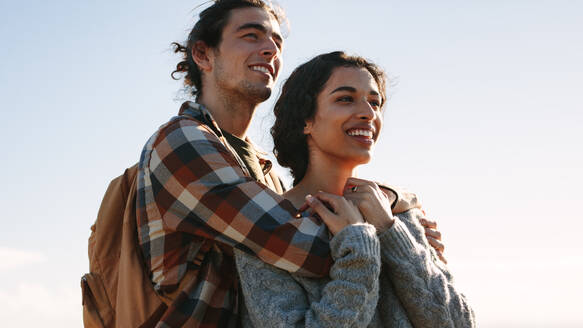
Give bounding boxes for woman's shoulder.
[377,183,422,215]
[376,183,426,245]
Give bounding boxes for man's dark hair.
[271,51,387,185]
[171,0,284,96]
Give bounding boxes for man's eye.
[243,33,258,40]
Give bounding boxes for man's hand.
[419,212,447,264]
[342,177,395,233]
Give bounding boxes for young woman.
[235,52,475,327]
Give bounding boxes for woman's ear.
[303,120,313,135]
[192,40,212,72]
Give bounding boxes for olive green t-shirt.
[222,131,265,183]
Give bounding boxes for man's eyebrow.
[237,23,283,44]
[330,86,356,94]
[237,22,267,33]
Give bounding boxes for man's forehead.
[225,7,282,36]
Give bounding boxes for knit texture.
[236,208,476,327]
[236,224,381,328]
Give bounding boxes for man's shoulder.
[146,113,219,149]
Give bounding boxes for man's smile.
[249,63,275,79]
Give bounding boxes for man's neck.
[197,89,258,139]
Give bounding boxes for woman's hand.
[419,213,447,263]
[342,178,395,233]
[304,192,364,235]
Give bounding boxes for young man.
[137,1,334,326]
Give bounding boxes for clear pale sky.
[1,0,582,327]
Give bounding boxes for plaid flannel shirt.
[137,101,333,327]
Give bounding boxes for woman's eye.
[369,100,381,108]
[337,96,353,103]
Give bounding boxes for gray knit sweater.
[235,207,475,328]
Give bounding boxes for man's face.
[210,7,283,103]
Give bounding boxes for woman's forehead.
[323,67,379,93]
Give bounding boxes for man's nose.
[260,38,279,59]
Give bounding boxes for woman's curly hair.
[271,51,387,185]
[171,0,285,96]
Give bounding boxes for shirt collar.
[178,101,273,175]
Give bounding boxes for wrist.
[372,216,394,233]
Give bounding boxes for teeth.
[251,66,270,74]
[347,129,373,138]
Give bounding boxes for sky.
[1,0,582,326]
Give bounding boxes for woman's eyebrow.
[329,86,356,94]
[329,86,380,96]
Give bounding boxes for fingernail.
[305,194,313,203]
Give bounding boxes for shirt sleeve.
[377,209,476,327]
[236,224,381,328]
[142,117,332,277]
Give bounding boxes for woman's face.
[304,66,383,167]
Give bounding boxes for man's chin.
[242,82,273,103]
[255,87,272,102]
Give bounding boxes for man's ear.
[192,40,212,72]
[303,120,313,135]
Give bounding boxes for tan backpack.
[81,165,167,327]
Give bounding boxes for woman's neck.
[285,155,357,209]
